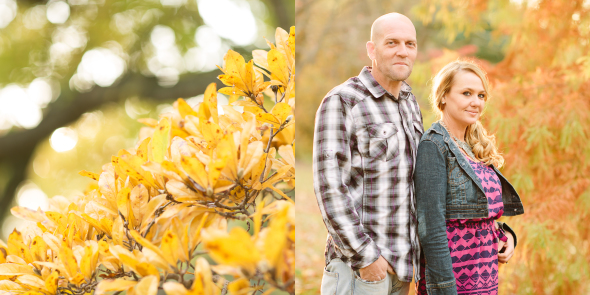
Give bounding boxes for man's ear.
[366,41,375,61]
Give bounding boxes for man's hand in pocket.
[359,255,391,282]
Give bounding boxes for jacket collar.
[431,121,486,195]
[358,66,412,101]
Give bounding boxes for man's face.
[368,20,417,82]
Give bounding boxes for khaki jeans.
[321,258,410,295]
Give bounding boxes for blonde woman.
[414,60,524,295]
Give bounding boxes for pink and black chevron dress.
[417,157,508,295]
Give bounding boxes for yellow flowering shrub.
[0,27,295,295]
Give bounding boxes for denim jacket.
[414,121,524,295]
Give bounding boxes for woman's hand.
[498,231,515,264]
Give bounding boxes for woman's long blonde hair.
[429,60,504,168]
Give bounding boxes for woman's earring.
[442,100,446,104]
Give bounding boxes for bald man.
[313,13,422,294]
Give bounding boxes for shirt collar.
[358,66,413,100]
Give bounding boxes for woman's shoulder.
[419,122,446,145]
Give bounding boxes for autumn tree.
[296,0,590,293]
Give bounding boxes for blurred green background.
[295,0,590,294]
[0,0,294,242]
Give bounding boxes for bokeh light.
[71,47,126,90]
[161,0,186,7]
[0,0,17,28]
[196,0,257,46]
[0,85,43,130]
[27,78,55,108]
[46,1,70,24]
[16,181,49,211]
[23,5,47,30]
[50,127,78,152]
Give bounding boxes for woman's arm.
[497,221,517,263]
[415,140,457,295]
[497,221,517,247]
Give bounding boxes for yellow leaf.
[10,207,46,223]
[80,245,98,281]
[129,184,149,226]
[116,186,132,222]
[136,137,151,162]
[262,164,292,187]
[166,180,201,202]
[267,49,289,86]
[252,201,264,238]
[217,135,238,180]
[176,98,198,119]
[0,280,25,292]
[135,262,159,277]
[199,121,224,149]
[256,113,281,129]
[163,282,188,295]
[160,229,181,266]
[119,154,159,189]
[208,157,227,193]
[271,102,292,125]
[96,279,137,295]
[203,83,219,124]
[130,275,159,295]
[111,216,125,247]
[78,170,100,181]
[203,227,260,275]
[252,50,269,73]
[17,274,46,292]
[127,230,172,271]
[180,155,208,193]
[100,218,114,236]
[80,213,107,236]
[7,230,33,263]
[44,271,59,293]
[240,141,264,180]
[0,248,6,264]
[0,263,35,276]
[221,105,245,125]
[218,50,248,90]
[137,118,158,127]
[140,194,167,233]
[150,117,171,163]
[288,26,295,57]
[189,213,210,251]
[278,145,295,167]
[30,236,47,263]
[58,243,79,281]
[191,257,218,294]
[98,165,117,202]
[218,50,269,99]
[275,27,294,70]
[231,99,260,109]
[261,204,290,267]
[218,86,247,97]
[228,278,252,295]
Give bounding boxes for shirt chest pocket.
[364,123,399,161]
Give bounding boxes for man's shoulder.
[322,76,370,108]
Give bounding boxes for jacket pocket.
[366,123,398,161]
[447,156,468,205]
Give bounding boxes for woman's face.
[442,70,486,129]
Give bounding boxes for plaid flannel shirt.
[313,66,424,282]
